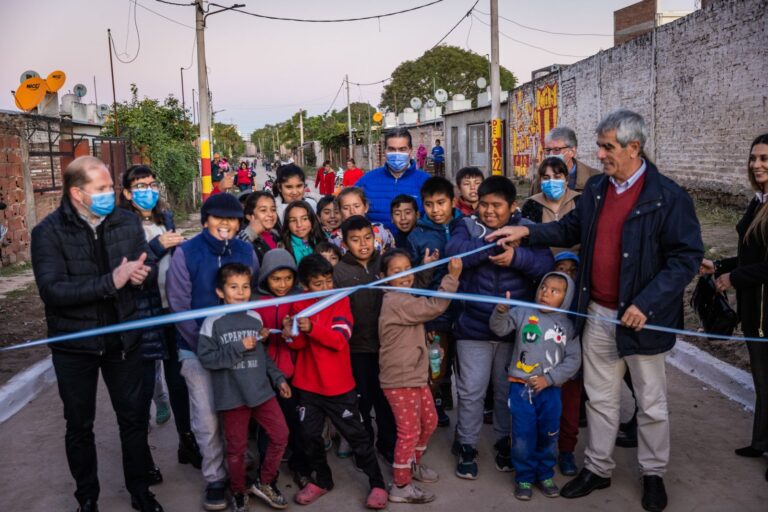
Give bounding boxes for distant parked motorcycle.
[262,172,276,195]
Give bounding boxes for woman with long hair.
[701,133,768,481]
[119,165,202,478]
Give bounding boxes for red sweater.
[254,296,295,379]
[590,174,646,309]
[287,295,355,396]
[342,168,364,187]
[315,168,336,195]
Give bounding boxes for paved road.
[1,363,766,511]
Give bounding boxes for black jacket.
[333,250,383,353]
[528,162,704,356]
[720,198,768,337]
[31,195,157,355]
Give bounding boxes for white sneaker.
[388,483,436,504]
[411,462,439,483]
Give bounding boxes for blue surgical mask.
[541,179,567,200]
[386,152,410,172]
[84,191,115,217]
[131,189,159,211]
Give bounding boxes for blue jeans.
[508,383,561,483]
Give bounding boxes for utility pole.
[107,29,120,136]
[180,67,186,116]
[346,74,353,161]
[489,0,503,176]
[192,89,197,125]
[299,108,304,166]
[195,0,212,200]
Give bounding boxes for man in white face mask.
[355,127,431,232]
[531,126,600,195]
[30,156,163,512]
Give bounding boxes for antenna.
[435,89,448,103]
[19,70,40,84]
[410,97,422,110]
[98,104,110,116]
[73,83,88,99]
[476,77,487,89]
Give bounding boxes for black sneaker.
[641,476,667,512]
[130,491,163,512]
[250,479,288,509]
[494,437,513,472]
[231,493,248,512]
[178,431,203,469]
[76,499,98,512]
[204,482,228,511]
[455,444,478,480]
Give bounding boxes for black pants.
[52,347,149,504]
[433,161,445,177]
[258,392,311,478]
[140,327,192,436]
[296,389,385,490]
[350,352,396,456]
[747,339,768,451]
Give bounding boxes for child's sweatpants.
[296,388,386,491]
[383,386,438,486]
[220,397,289,494]
[508,383,561,484]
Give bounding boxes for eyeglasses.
[543,146,571,154]
[132,182,160,191]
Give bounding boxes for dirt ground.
[0,283,49,385]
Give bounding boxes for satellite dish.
[14,77,47,111]
[476,77,487,89]
[435,89,448,103]
[372,111,383,123]
[425,99,436,109]
[19,70,40,84]
[45,70,66,93]
[410,97,422,110]
[99,104,110,115]
[73,83,87,98]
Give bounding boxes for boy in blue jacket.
[445,176,553,481]
[407,177,464,427]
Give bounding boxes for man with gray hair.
[486,110,703,512]
[531,126,600,194]
[31,156,163,512]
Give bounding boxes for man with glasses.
[31,156,163,512]
[531,126,600,195]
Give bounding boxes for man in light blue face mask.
[355,127,431,232]
[30,156,164,512]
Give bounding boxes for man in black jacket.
[31,156,163,512]
[487,110,703,512]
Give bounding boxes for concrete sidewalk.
[1,362,765,511]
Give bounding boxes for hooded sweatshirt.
[333,250,383,353]
[253,248,299,379]
[378,274,460,389]
[198,310,286,411]
[489,271,581,387]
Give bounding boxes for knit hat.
[554,251,580,265]
[200,193,243,224]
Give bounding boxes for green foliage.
[380,46,517,111]
[212,122,245,161]
[150,141,199,208]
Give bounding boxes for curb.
[0,355,55,424]
[668,339,755,411]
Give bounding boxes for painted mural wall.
[510,75,558,178]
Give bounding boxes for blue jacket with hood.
[446,211,554,341]
[356,160,430,232]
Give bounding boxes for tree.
[379,45,517,112]
[102,84,198,209]
[212,122,245,161]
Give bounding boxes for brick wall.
[614,0,657,45]
[0,114,30,265]
[556,0,767,200]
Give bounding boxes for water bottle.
[429,335,442,380]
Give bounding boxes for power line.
[324,80,346,116]
[471,14,589,58]
[348,77,392,87]
[137,1,195,29]
[154,0,193,6]
[112,0,141,63]
[431,0,479,49]
[215,0,444,23]
[475,8,612,37]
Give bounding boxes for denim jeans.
[508,383,561,484]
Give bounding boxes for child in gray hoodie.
[489,271,581,501]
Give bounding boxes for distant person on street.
[431,139,445,177]
[356,127,430,233]
[416,143,428,170]
[342,158,364,188]
[314,160,335,196]
[488,110,704,512]
[530,126,600,195]
[236,161,255,192]
[31,155,163,512]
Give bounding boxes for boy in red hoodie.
[283,254,388,509]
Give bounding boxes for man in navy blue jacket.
[488,110,703,512]
[446,176,553,481]
[356,127,430,233]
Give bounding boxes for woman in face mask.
[520,156,581,255]
[118,165,203,481]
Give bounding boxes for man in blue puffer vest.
[166,193,259,511]
[356,127,431,234]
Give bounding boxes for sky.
[1,0,696,137]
